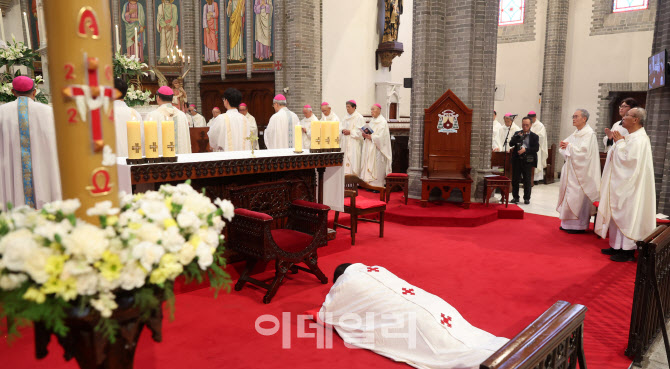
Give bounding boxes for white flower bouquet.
[0,182,234,342]
[0,75,48,104]
[113,53,150,80]
[125,85,154,107]
[0,38,39,70]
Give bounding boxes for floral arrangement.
[0,75,48,104]
[113,53,150,81]
[0,39,48,104]
[0,182,234,342]
[125,85,154,107]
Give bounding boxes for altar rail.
[481,300,587,369]
[625,225,670,366]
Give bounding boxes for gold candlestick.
[44,0,119,221]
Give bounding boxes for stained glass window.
[499,0,525,26]
[613,0,649,13]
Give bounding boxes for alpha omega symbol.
[437,109,460,135]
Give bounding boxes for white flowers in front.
[0,182,233,320]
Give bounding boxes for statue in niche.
[375,0,404,70]
[382,0,402,43]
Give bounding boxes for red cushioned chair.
[229,200,330,304]
[385,173,409,204]
[333,175,386,245]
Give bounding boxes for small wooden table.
[484,176,511,207]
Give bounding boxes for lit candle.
[134,27,138,57]
[144,121,159,158]
[294,125,302,152]
[321,121,332,150]
[310,121,321,150]
[0,9,6,43]
[188,56,191,64]
[115,24,120,53]
[23,12,31,49]
[161,121,176,158]
[330,121,340,149]
[126,121,142,159]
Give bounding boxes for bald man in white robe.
[0,76,61,210]
[264,94,299,149]
[300,105,318,150]
[596,108,656,262]
[557,109,601,234]
[320,102,340,123]
[320,263,509,369]
[360,104,392,187]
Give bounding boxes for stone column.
[540,0,570,172]
[182,0,199,110]
[408,0,498,199]
[274,0,322,112]
[646,1,670,214]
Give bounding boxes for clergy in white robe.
[320,263,509,369]
[300,105,318,149]
[529,112,548,182]
[187,105,207,127]
[556,109,601,233]
[207,107,221,127]
[497,114,520,152]
[0,76,61,211]
[264,94,299,149]
[595,108,656,262]
[145,86,192,155]
[113,79,144,157]
[208,88,252,152]
[239,103,259,150]
[603,98,638,152]
[491,111,502,151]
[320,102,340,123]
[360,104,392,187]
[341,100,366,176]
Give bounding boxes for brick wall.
[646,0,670,214]
[595,82,647,151]
[497,0,537,44]
[591,0,656,36]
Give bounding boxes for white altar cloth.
[116,149,344,212]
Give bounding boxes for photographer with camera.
[509,117,540,204]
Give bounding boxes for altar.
[117,150,345,220]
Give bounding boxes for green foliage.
[0,283,70,340]
[94,318,120,344]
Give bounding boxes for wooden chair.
[229,200,330,304]
[484,176,511,207]
[420,90,473,208]
[385,173,409,204]
[544,144,556,184]
[333,175,387,245]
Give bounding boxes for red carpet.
[374,191,524,227]
[0,212,635,369]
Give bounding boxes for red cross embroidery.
[441,314,452,328]
[402,288,415,295]
[367,267,379,272]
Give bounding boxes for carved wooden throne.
[421,90,473,208]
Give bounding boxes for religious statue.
[122,0,146,61]
[203,0,220,63]
[382,0,402,43]
[157,0,179,63]
[254,0,273,61]
[172,78,187,112]
[227,0,245,61]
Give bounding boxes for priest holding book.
[341,100,366,176]
[360,104,392,187]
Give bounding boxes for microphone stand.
[503,126,512,178]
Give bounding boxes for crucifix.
[245,133,259,156]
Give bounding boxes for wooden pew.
[481,300,587,369]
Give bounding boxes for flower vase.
[34,297,163,369]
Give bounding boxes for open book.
[361,124,374,135]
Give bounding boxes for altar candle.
[115,24,120,53]
[0,9,6,42]
[144,121,159,158]
[294,125,302,152]
[320,121,332,149]
[310,121,321,150]
[126,121,142,159]
[134,27,138,57]
[23,12,31,49]
[161,121,176,158]
[330,121,340,149]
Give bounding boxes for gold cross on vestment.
[150,142,158,152]
[132,143,141,153]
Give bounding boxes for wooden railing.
[625,225,670,366]
[481,300,587,369]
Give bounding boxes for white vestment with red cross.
[319,263,508,369]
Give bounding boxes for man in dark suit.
[509,117,540,204]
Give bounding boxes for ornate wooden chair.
[333,175,386,245]
[385,173,409,204]
[229,200,330,304]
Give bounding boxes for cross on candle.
[132,143,141,153]
[167,141,175,151]
[149,142,157,152]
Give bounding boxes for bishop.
[360,104,392,187]
[145,86,192,155]
[264,94,300,149]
